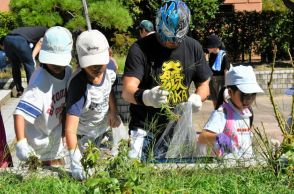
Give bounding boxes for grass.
[0,167,292,193]
[0,172,86,193]
[113,54,126,73]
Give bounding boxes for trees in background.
[0,0,293,61]
[0,12,17,43]
[9,0,133,32]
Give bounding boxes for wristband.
[134,89,145,105]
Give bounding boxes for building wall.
[224,0,262,12]
[0,0,10,12]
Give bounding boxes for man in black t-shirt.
[4,26,47,97]
[122,0,212,160]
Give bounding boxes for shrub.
[193,11,294,62]
[0,12,17,43]
[111,33,136,56]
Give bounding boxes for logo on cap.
[87,46,99,51]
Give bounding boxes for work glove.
[142,86,169,108]
[188,94,202,112]
[15,138,37,161]
[216,133,233,154]
[223,88,230,103]
[69,149,86,180]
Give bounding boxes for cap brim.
[39,50,71,66]
[285,87,294,95]
[79,50,109,68]
[237,83,264,93]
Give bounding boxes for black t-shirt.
[124,33,212,131]
[208,52,230,76]
[9,26,47,43]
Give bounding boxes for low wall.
[255,69,294,95]
[114,69,293,122]
[113,76,130,123]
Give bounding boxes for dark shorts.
[209,76,225,101]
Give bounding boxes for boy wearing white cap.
[65,30,120,180]
[14,26,73,166]
[198,65,264,159]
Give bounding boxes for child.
[205,35,231,109]
[198,65,263,159]
[14,26,73,166]
[65,30,120,180]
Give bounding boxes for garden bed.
[0,165,292,193]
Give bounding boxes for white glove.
[69,149,86,180]
[188,94,202,112]
[142,86,169,108]
[15,138,37,161]
[223,88,230,102]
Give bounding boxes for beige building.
[224,0,262,12]
[0,0,10,12]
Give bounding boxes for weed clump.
[82,140,153,193]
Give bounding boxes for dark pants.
[4,35,35,92]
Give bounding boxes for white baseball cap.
[225,65,264,94]
[76,30,109,68]
[39,26,73,66]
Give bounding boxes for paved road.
[1,94,292,166]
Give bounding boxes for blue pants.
[4,35,35,92]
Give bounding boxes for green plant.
[9,0,133,32]
[25,155,42,171]
[113,54,126,73]
[81,141,104,177]
[83,140,151,193]
[263,0,288,12]
[187,0,222,31]
[253,124,283,176]
[111,33,136,56]
[0,12,17,42]
[254,44,294,187]
[2,164,294,193]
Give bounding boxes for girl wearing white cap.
[198,65,264,159]
[65,30,120,180]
